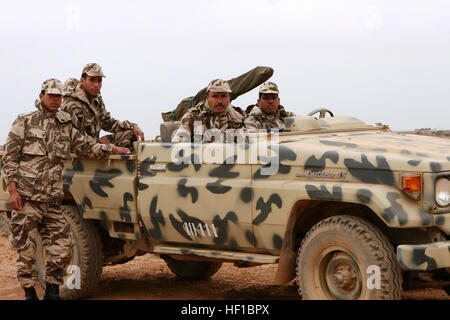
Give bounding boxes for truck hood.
[279,130,450,173]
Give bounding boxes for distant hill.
[410,129,450,139]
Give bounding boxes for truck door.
[137,142,254,250]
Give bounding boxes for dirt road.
[0,236,448,300]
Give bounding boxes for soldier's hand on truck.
[99,137,109,144]
[133,124,145,141]
[112,146,132,155]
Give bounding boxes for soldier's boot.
[24,287,39,300]
[43,282,60,300]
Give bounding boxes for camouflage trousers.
[9,201,73,288]
[101,129,137,150]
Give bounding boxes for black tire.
[296,215,402,300]
[35,205,103,299]
[163,256,222,280]
[443,286,450,296]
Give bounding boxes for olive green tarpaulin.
[161,66,274,122]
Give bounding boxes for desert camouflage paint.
[0,115,449,289]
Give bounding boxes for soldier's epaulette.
[12,110,37,126]
[55,110,72,124]
[17,110,37,119]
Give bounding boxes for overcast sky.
[0,0,449,143]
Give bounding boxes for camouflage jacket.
[244,105,287,130]
[1,101,114,202]
[172,101,246,142]
[61,82,135,140]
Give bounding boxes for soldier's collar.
[35,99,43,111]
[75,83,101,105]
[249,105,262,115]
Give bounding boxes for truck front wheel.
[162,256,222,280]
[296,215,402,300]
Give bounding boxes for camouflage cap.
[82,63,106,78]
[62,78,79,96]
[41,78,63,95]
[259,81,279,94]
[207,79,232,93]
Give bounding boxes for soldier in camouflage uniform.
[2,79,131,300]
[171,79,245,142]
[244,82,290,130]
[61,63,145,150]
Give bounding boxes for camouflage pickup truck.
[1,110,449,300]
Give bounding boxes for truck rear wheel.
[163,256,222,280]
[35,205,103,299]
[296,215,402,300]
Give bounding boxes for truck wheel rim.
[318,248,362,300]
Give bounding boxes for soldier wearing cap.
[244,81,290,130]
[171,79,245,143]
[61,63,145,150]
[2,79,131,300]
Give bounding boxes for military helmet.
[41,78,63,95]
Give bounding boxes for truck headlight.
[435,177,450,207]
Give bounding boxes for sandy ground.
[0,236,449,300]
